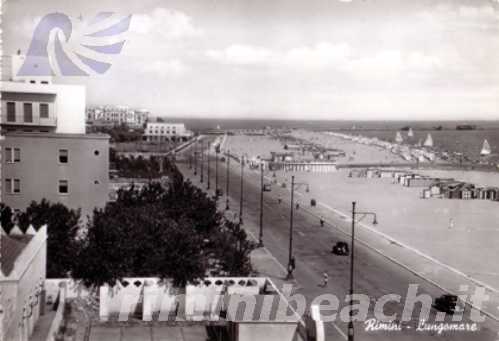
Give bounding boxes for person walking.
[322,272,329,287]
[320,215,325,227]
[277,194,282,204]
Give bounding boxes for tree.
[0,203,14,233]
[17,199,81,278]
[72,176,255,288]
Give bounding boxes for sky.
[3,0,499,120]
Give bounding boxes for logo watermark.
[19,12,131,76]
[102,283,489,332]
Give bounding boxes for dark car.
[332,242,349,256]
[433,294,463,314]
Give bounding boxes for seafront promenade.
[177,136,499,341]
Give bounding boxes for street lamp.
[258,162,264,247]
[207,142,211,190]
[286,175,309,280]
[194,142,198,176]
[239,155,245,225]
[348,201,378,341]
[200,143,204,183]
[226,150,230,210]
[215,147,220,199]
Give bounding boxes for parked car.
[263,183,272,192]
[433,294,463,314]
[332,242,349,256]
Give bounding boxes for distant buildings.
[0,54,109,217]
[0,225,47,341]
[144,122,192,142]
[86,105,149,129]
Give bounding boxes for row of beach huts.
[349,168,499,202]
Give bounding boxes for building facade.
[2,133,109,217]
[1,54,85,135]
[86,106,149,128]
[144,122,191,142]
[0,225,47,341]
[0,54,109,217]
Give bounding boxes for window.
[13,179,20,193]
[5,178,21,194]
[23,103,33,123]
[58,180,69,194]
[14,148,20,162]
[7,102,16,122]
[5,148,12,163]
[59,149,68,163]
[5,147,20,163]
[40,103,49,118]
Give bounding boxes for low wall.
[45,283,67,341]
[45,279,91,303]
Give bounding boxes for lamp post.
[286,175,309,280]
[258,162,264,247]
[348,202,378,341]
[194,142,198,176]
[239,155,245,225]
[215,147,219,199]
[207,142,211,190]
[200,143,204,183]
[226,150,230,210]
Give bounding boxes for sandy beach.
[225,131,499,291]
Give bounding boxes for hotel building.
[0,54,109,217]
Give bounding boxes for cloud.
[140,59,189,76]
[131,8,203,39]
[206,42,442,80]
[206,44,275,65]
[284,42,351,70]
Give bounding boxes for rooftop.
[1,233,33,277]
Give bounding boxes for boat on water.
[480,139,491,156]
[407,128,414,138]
[395,131,404,143]
[423,133,433,147]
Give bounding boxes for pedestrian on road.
[320,216,325,227]
[278,195,282,204]
[296,200,300,210]
[322,272,328,287]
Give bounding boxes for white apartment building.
[144,122,192,142]
[1,55,86,134]
[87,106,149,128]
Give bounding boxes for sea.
[168,118,499,164]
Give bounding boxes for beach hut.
[366,169,380,178]
[407,177,437,188]
[441,183,464,199]
[484,187,499,201]
[473,187,485,200]
[430,183,442,196]
[460,185,474,200]
[422,189,431,199]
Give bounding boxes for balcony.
[1,114,57,127]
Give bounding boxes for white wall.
[237,323,298,341]
[0,81,86,134]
